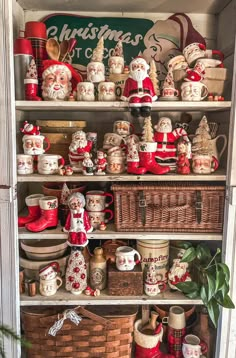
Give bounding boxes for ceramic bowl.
[19,253,69,280]
[42,182,86,201]
[20,239,68,261]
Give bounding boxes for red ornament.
[73,267,80,273]
[72,282,80,289]
[68,276,74,282]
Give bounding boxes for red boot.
[18,194,44,227]
[127,161,147,175]
[134,320,175,358]
[26,196,58,232]
[139,142,170,175]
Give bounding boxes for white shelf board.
[17,170,227,182]
[20,287,202,306]
[15,100,231,112]
[18,224,223,240]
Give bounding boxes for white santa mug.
[183,42,224,66]
[113,120,134,138]
[88,209,113,229]
[77,82,95,101]
[162,87,179,99]
[181,81,208,101]
[115,246,141,271]
[103,133,124,149]
[144,281,166,296]
[182,334,208,358]
[108,56,125,74]
[39,276,62,297]
[39,262,60,280]
[192,154,218,174]
[17,154,34,175]
[22,134,50,156]
[98,81,116,101]
[87,61,105,83]
[37,154,65,175]
[85,190,114,211]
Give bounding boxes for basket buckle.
[139,199,147,207]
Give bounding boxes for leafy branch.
[0,325,31,358]
[175,243,235,328]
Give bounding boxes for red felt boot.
[18,194,44,227]
[139,142,170,175]
[25,196,58,232]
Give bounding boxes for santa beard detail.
[130,68,147,82]
[42,82,71,101]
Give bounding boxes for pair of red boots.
[18,194,58,232]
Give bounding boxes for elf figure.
[121,56,157,118]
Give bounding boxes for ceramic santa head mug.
[77,82,95,101]
[182,334,208,358]
[181,81,208,101]
[22,134,50,155]
[39,262,60,280]
[98,82,116,101]
[115,246,141,271]
[85,190,113,211]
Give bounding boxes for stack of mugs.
[85,190,114,230]
[39,262,62,297]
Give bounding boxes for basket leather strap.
[138,190,146,226]
[76,306,115,329]
[195,190,202,224]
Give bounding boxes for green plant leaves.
[196,243,212,262]
[218,263,230,282]
[207,298,220,328]
[206,273,216,301]
[222,294,235,309]
[175,281,199,294]
[180,247,196,263]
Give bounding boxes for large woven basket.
[112,182,225,232]
[21,305,137,358]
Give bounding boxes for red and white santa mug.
[183,42,224,66]
[85,190,114,211]
[88,209,114,229]
[39,262,60,280]
[37,154,65,175]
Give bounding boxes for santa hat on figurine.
[24,58,42,101]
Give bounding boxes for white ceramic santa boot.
[25,196,58,232]
[18,194,44,227]
[139,142,170,175]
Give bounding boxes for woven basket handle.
[76,306,114,329]
[153,203,190,212]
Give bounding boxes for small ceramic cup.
[144,281,166,296]
[98,81,116,101]
[88,209,114,229]
[181,81,208,101]
[17,154,34,175]
[39,276,62,297]
[77,82,95,101]
[85,190,114,211]
[115,246,141,271]
[182,334,208,358]
[39,262,60,280]
[162,87,179,99]
[37,154,65,175]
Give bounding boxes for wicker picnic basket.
[112,182,225,232]
[21,305,137,358]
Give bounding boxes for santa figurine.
[168,253,192,291]
[121,56,157,118]
[154,117,191,170]
[20,121,41,136]
[94,150,107,175]
[42,59,82,101]
[176,138,191,175]
[63,192,93,248]
[82,152,94,175]
[68,130,93,172]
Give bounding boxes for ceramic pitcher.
[209,134,227,162]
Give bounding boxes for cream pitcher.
[209,134,227,162]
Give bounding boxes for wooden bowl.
[42,182,86,201]
[20,239,68,261]
[19,253,69,280]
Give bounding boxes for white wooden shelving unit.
[1,0,236,357]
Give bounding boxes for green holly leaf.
[207,298,220,328]
[180,247,196,263]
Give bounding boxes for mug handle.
[43,137,51,152]
[211,156,219,172]
[50,262,60,273]
[104,192,114,206]
[200,84,209,100]
[157,281,166,292]
[133,249,141,265]
[200,340,208,354]
[162,316,169,325]
[56,276,63,289]
[174,88,179,96]
[104,209,114,222]
[215,134,227,159]
[57,155,65,169]
[212,49,224,62]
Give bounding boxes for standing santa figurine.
[121,56,157,118]
[68,130,93,172]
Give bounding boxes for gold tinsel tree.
[142,116,154,142]
[149,59,160,96]
[191,115,212,155]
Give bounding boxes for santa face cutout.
[87,62,105,83]
[77,82,95,101]
[98,82,116,101]
[42,67,72,101]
